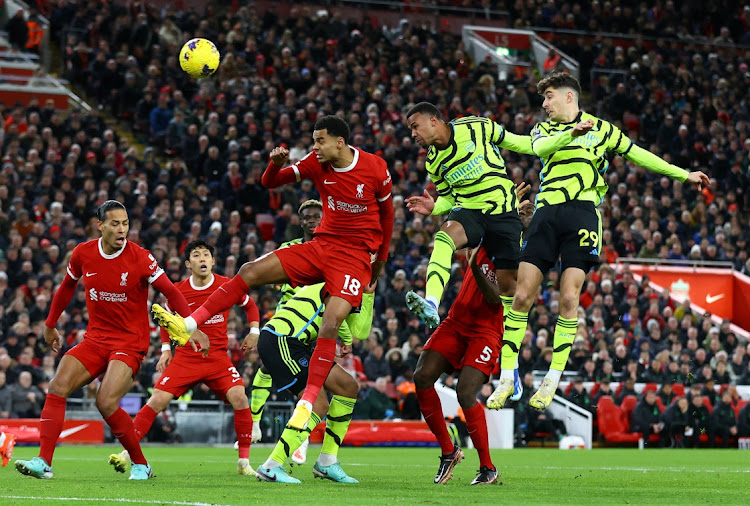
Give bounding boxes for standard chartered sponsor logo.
[89,288,127,302]
[205,314,225,324]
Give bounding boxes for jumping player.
[152,116,393,433]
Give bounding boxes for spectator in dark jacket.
[658,383,677,407]
[354,377,396,419]
[631,390,663,447]
[711,390,738,448]
[567,377,594,413]
[688,394,712,448]
[616,377,638,405]
[0,371,11,418]
[5,10,28,49]
[661,396,690,447]
[8,371,45,418]
[593,378,616,406]
[363,345,390,381]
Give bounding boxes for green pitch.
[2,445,749,505]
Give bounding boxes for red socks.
[416,387,454,455]
[105,408,147,465]
[234,408,253,459]
[39,393,66,465]
[300,338,336,405]
[192,275,249,324]
[133,404,158,441]
[464,403,493,470]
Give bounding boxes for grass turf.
[2,445,749,505]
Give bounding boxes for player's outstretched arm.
[622,143,709,188]
[468,246,501,305]
[531,119,594,157]
[498,129,535,155]
[239,297,261,352]
[44,274,79,352]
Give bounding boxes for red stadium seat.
[702,396,714,414]
[564,382,574,396]
[620,395,638,426]
[671,384,685,397]
[596,397,641,443]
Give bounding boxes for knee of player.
[95,395,120,417]
[413,368,433,390]
[226,388,249,409]
[318,323,341,339]
[47,377,74,398]
[456,386,479,410]
[238,261,261,285]
[558,290,581,313]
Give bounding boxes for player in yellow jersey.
[488,72,709,411]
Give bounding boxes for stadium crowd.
[1,1,750,443]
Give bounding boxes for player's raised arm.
[531,119,595,157]
[261,147,314,188]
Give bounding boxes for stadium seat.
[672,384,685,397]
[596,397,641,444]
[702,397,714,414]
[564,382,574,396]
[620,395,638,426]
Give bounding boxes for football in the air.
[179,38,220,78]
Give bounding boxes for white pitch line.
[0,496,231,506]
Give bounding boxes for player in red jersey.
[14,201,208,481]
[414,184,532,486]
[152,116,394,431]
[108,240,260,476]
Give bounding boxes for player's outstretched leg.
[0,431,17,467]
[313,395,358,483]
[405,291,441,328]
[529,316,577,411]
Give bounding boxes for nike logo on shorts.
[323,179,336,184]
[86,272,97,277]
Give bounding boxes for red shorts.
[423,317,501,377]
[155,353,244,402]
[274,238,372,307]
[66,339,145,379]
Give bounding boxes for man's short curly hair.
[537,71,582,97]
[298,199,322,214]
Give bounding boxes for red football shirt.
[448,248,504,332]
[266,147,393,257]
[168,274,250,360]
[66,238,164,353]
